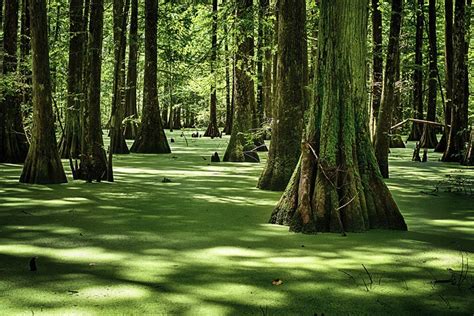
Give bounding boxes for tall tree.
[124,0,138,139]
[223,0,259,162]
[0,0,29,163]
[370,0,383,137]
[223,0,233,135]
[261,0,272,121]
[20,0,66,184]
[109,0,130,155]
[130,0,170,153]
[443,0,468,162]
[81,0,108,181]
[59,0,84,158]
[257,0,307,191]
[374,0,403,178]
[204,0,220,137]
[407,0,424,141]
[419,0,439,149]
[270,0,407,233]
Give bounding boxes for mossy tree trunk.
[270,0,407,234]
[81,0,108,181]
[109,0,130,155]
[20,0,66,184]
[419,0,439,149]
[257,0,307,191]
[261,0,272,122]
[0,0,29,163]
[204,0,220,138]
[131,0,170,154]
[124,0,138,140]
[223,0,259,163]
[443,0,468,162]
[370,0,383,138]
[59,0,84,159]
[374,0,403,179]
[407,0,424,142]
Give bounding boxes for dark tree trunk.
[270,0,407,234]
[124,0,138,139]
[419,0,439,149]
[223,0,259,163]
[173,106,181,130]
[370,0,383,137]
[408,0,424,141]
[374,0,403,179]
[81,0,108,182]
[223,0,232,135]
[261,0,272,121]
[80,0,90,166]
[443,0,468,162]
[255,0,269,126]
[130,0,170,153]
[20,0,31,106]
[257,0,307,191]
[271,2,278,119]
[59,0,84,159]
[0,0,29,163]
[161,106,169,128]
[20,0,66,184]
[204,0,220,137]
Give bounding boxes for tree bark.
[124,0,138,139]
[374,0,403,179]
[419,0,439,149]
[443,0,467,162]
[223,0,233,135]
[408,0,424,141]
[130,0,170,154]
[204,0,220,137]
[20,0,67,184]
[0,0,29,163]
[261,0,272,121]
[270,0,407,234]
[370,0,383,138]
[257,0,307,191]
[223,0,259,163]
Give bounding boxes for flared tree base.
[389,135,406,148]
[203,122,221,138]
[20,150,67,184]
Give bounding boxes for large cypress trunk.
[0,0,29,163]
[257,0,307,191]
[204,0,220,138]
[374,0,403,179]
[109,0,130,154]
[59,0,84,159]
[407,0,424,141]
[20,0,67,184]
[270,0,407,234]
[370,0,383,138]
[81,0,108,181]
[419,0,439,149]
[442,0,468,162]
[130,0,170,154]
[223,0,259,163]
[123,0,138,140]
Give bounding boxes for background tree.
[0,0,29,163]
[124,0,138,140]
[20,0,66,184]
[374,0,403,179]
[257,0,307,191]
[270,0,407,233]
[223,0,259,163]
[370,0,383,137]
[131,0,170,154]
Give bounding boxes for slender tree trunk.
[20,0,66,184]
[271,1,278,119]
[223,0,232,134]
[0,0,29,163]
[443,0,467,162]
[223,0,259,162]
[370,0,383,138]
[130,0,170,153]
[255,0,268,126]
[257,0,307,191]
[407,0,424,141]
[173,105,182,129]
[261,0,272,122]
[419,0,439,149]
[59,0,84,159]
[374,0,403,178]
[81,0,108,182]
[204,0,220,137]
[79,0,90,172]
[20,0,31,106]
[124,0,138,139]
[270,0,407,234]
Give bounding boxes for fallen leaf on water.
[272,279,283,286]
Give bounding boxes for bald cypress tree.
[270,0,407,233]
[20,0,66,184]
